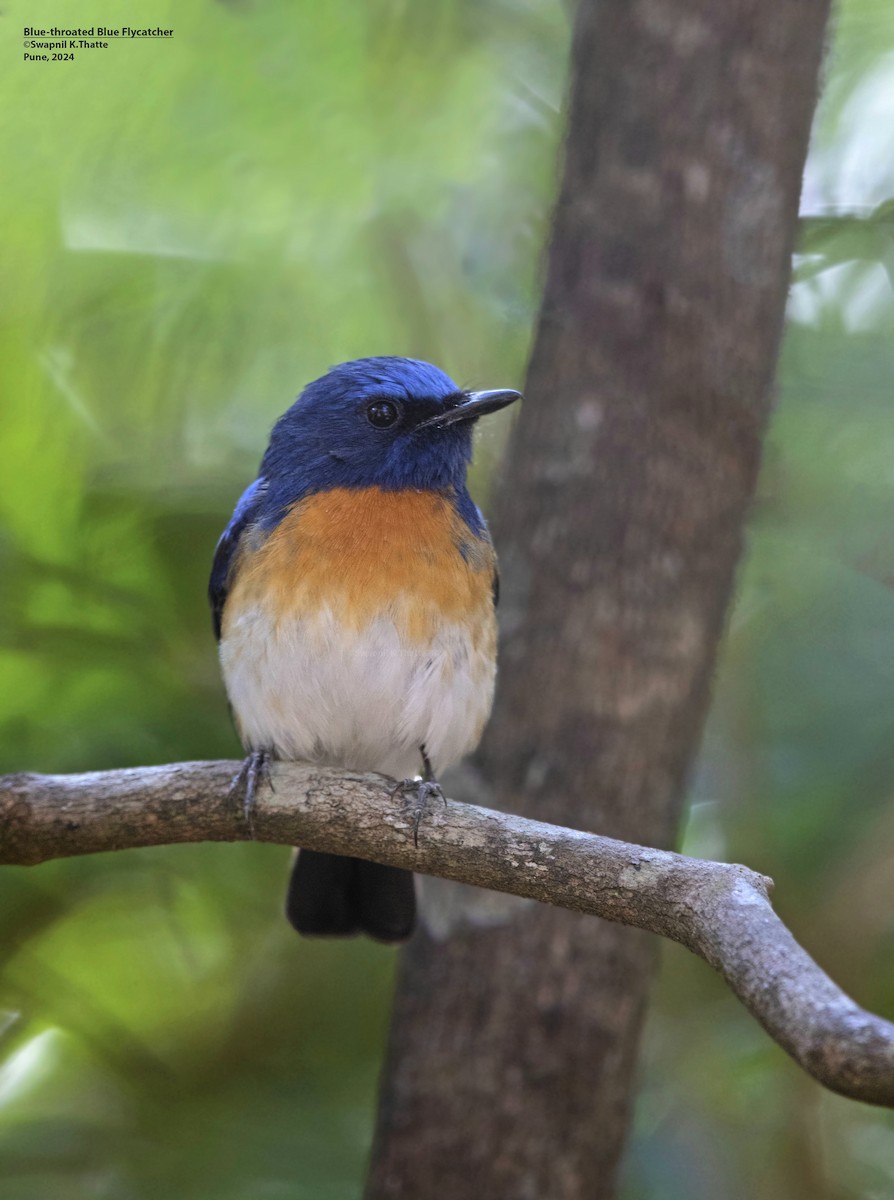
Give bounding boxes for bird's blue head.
[259,357,520,519]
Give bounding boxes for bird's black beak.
[415,388,522,431]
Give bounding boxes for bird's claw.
[388,775,447,847]
[229,749,274,834]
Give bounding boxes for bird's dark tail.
[285,849,415,942]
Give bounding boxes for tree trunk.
[365,1,831,1196]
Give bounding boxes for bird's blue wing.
[457,491,499,608]
[209,477,267,641]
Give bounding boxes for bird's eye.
[366,400,400,428]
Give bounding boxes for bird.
[209,356,520,941]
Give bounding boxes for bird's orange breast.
[222,486,496,648]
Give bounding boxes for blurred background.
[1,1,893,1196]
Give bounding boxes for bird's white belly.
[220,604,495,780]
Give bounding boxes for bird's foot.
[229,749,274,833]
[388,775,447,848]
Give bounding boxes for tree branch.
[1,759,892,1107]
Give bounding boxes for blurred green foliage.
[1,0,893,1197]
[1,1,563,1196]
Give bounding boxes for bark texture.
[366,1,833,1197]
[3,760,894,1105]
